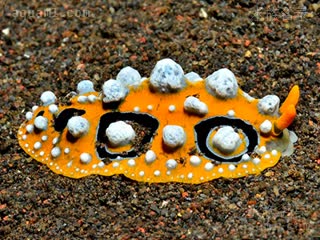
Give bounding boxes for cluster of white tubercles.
[67,116,90,138]
[105,121,136,147]
[162,125,186,149]
[206,68,238,99]
[102,80,127,104]
[150,58,186,93]
[257,95,280,115]
[184,96,208,116]
[212,126,242,154]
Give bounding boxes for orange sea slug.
[17,58,299,183]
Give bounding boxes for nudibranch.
[17,58,300,183]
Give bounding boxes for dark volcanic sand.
[1,1,319,239]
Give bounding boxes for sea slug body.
[17,58,299,183]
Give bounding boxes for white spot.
[264,154,271,159]
[112,162,120,168]
[162,125,186,149]
[77,80,95,94]
[33,141,42,150]
[22,135,27,140]
[218,167,224,173]
[32,105,39,112]
[212,126,241,154]
[154,170,161,176]
[67,161,73,168]
[40,91,56,106]
[64,148,70,154]
[52,137,59,145]
[242,164,248,169]
[204,162,214,171]
[39,151,45,156]
[184,96,208,116]
[106,121,136,147]
[102,79,127,103]
[185,72,202,83]
[257,146,266,154]
[48,104,59,114]
[24,143,29,148]
[271,150,278,156]
[25,111,33,120]
[206,68,238,99]
[88,94,97,103]
[228,164,236,171]
[80,153,92,164]
[258,95,280,115]
[41,135,48,141]
[147,105,153,111]
[241,154,250,162]
[168,105,176,112]
[26,124,34,133]
[116,66,142,88]
[145,150,156,163]
[150,58,186,93]
[187,173,193,179]
[127,159,136,167]
[67,116,90,138]
[227,110,235,117]
[253,158,261,165]
[51,147,61,158]
[77,95,88,103]
[166,159,178,170]
[34,116,48,131]
[98,162,105,168]
[260,120,272,134]
[133,106,140,112]
[190,155,201,166]
[139,171,145,177]
[92,164,97,169]
[166,170,171,176]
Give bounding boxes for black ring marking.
[54,108,86,132]
[96,112,159,159]
[194,116,259,163]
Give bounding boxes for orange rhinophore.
[17,59,299,183]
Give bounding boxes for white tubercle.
[166,159,178,170]
[40,91,56,106]
[212,126,241,154]
[206,68,238,99]
[185,72,203,83]
[260,120,272,134]
[150,58,186,93]
[80,153,92,164]
[258,95,280,115]
[145,150,156,164]
[162,125,186,149]
[34,116,48,131]
[102,79,127,103]
[77,80,95,94]
[67,116,90,138]
[184,96,208,116]
[105,121,135,147]
[116,66,141,88]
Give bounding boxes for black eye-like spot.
[194,116,258,163]
[54,108,86,132]
[96,112,159,160]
